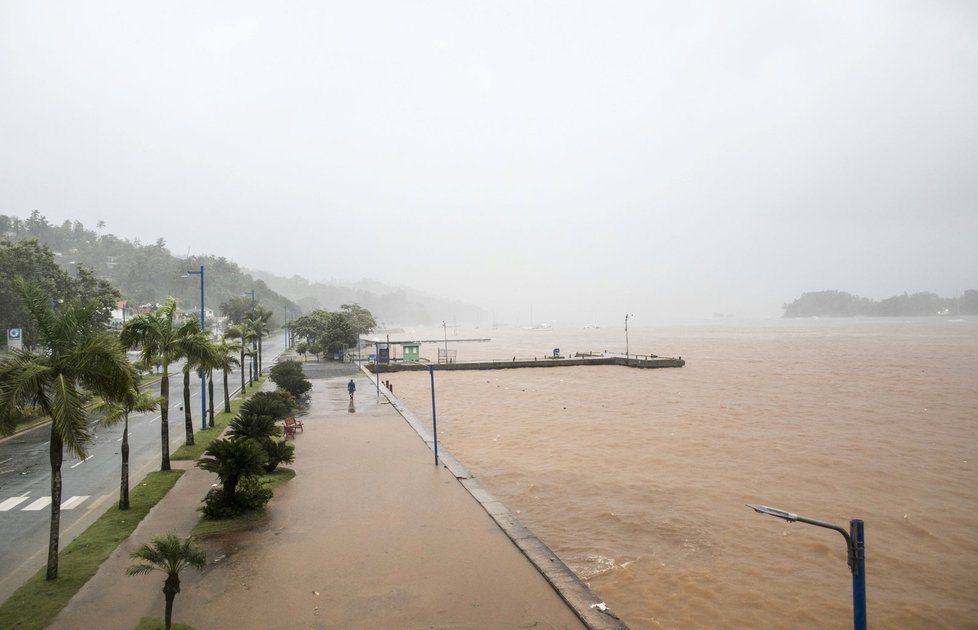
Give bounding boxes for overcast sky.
[2,1,976,324]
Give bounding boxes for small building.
[402,343,420,362]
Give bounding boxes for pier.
[367,354,685,373]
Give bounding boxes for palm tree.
[243,322,258,386]
[0,280,133,580]
[92,384,161,509]
[127,532,206,630]
[177,322,211,444]
[224,323,251,395]
[121,298,202,470]
[252,305,273,376]
[197,438,267,505]
[213,338,241,414]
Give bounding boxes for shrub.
[262,439,295,473]
[239,391,291,420]
[199,476,272,519]
[269,360,312,398]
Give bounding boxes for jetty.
[367,354,685,373]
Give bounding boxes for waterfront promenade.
[49,364,623,629]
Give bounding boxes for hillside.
[0,212,485,326]
[782,289,978,317]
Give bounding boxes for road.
[0,334,286,604]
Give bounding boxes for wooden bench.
[283,416,303,439]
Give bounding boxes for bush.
[269,360,312,398]
[262,439,295,473]
[199,476,273,519]
[239,391,292,420]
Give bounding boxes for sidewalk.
[50,371,619,629]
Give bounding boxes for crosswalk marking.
[1,495,90,512]
[0,497,30,511]
[61,495,90,509]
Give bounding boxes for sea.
[384,318,978,629]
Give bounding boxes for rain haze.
[2,1,976,325]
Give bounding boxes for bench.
[283,416,303,439]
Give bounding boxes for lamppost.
[187,266,207,431]
[625,313,633,360]
[747,504,867,630]
[428,364,439,466]
[442,320,448,364]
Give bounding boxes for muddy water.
[389,319,978,629]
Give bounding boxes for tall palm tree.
[127,532,206,630]
[252,305,273,376]
[177,322,211,444]
[0,280,133,580]
[196,339,228,427]
[211,338,240,414]
[121,298,201,470]
[224,323,251,395]
[92,383,161,509]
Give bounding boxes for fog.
[2,1,976,325]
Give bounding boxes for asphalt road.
[0,334,285,604]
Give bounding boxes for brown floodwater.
[388,318,978,629]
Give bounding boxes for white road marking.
[61,495,89,509]
[0,496,30,511]
[0,495,91,512]
[70,456,92,469]
[23,497,52,511]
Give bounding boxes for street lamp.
[442,320,448,364]
[186,266,207,431]
[746,503,867,630]
[625,313,633,360]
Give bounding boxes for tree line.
[1,211,299,326]
[782,289,978,317]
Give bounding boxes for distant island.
[782,290,978,318]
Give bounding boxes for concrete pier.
[368,355,685,373]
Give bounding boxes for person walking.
[347,378,356,400]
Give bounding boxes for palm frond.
[49,374,91,458]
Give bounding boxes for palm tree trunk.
[223,370,231,413]
[120,414,130,510]
[223,475,238,505]
[207,373,215,427]
[160,373,171,471]
[163,575,180,630]
[47,430,63,580]
[239,348,245,395]
[258,336,263,375]
[183,369,194,446]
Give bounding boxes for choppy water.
[388,318,978,629]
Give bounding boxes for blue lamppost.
[187,266,207,431]
[747,504,867,630]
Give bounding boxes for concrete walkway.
[50,369,620,629]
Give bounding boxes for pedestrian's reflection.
[348,398,355,413]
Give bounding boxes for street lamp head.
[746,503,799,522]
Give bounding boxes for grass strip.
[0,470,184,630]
